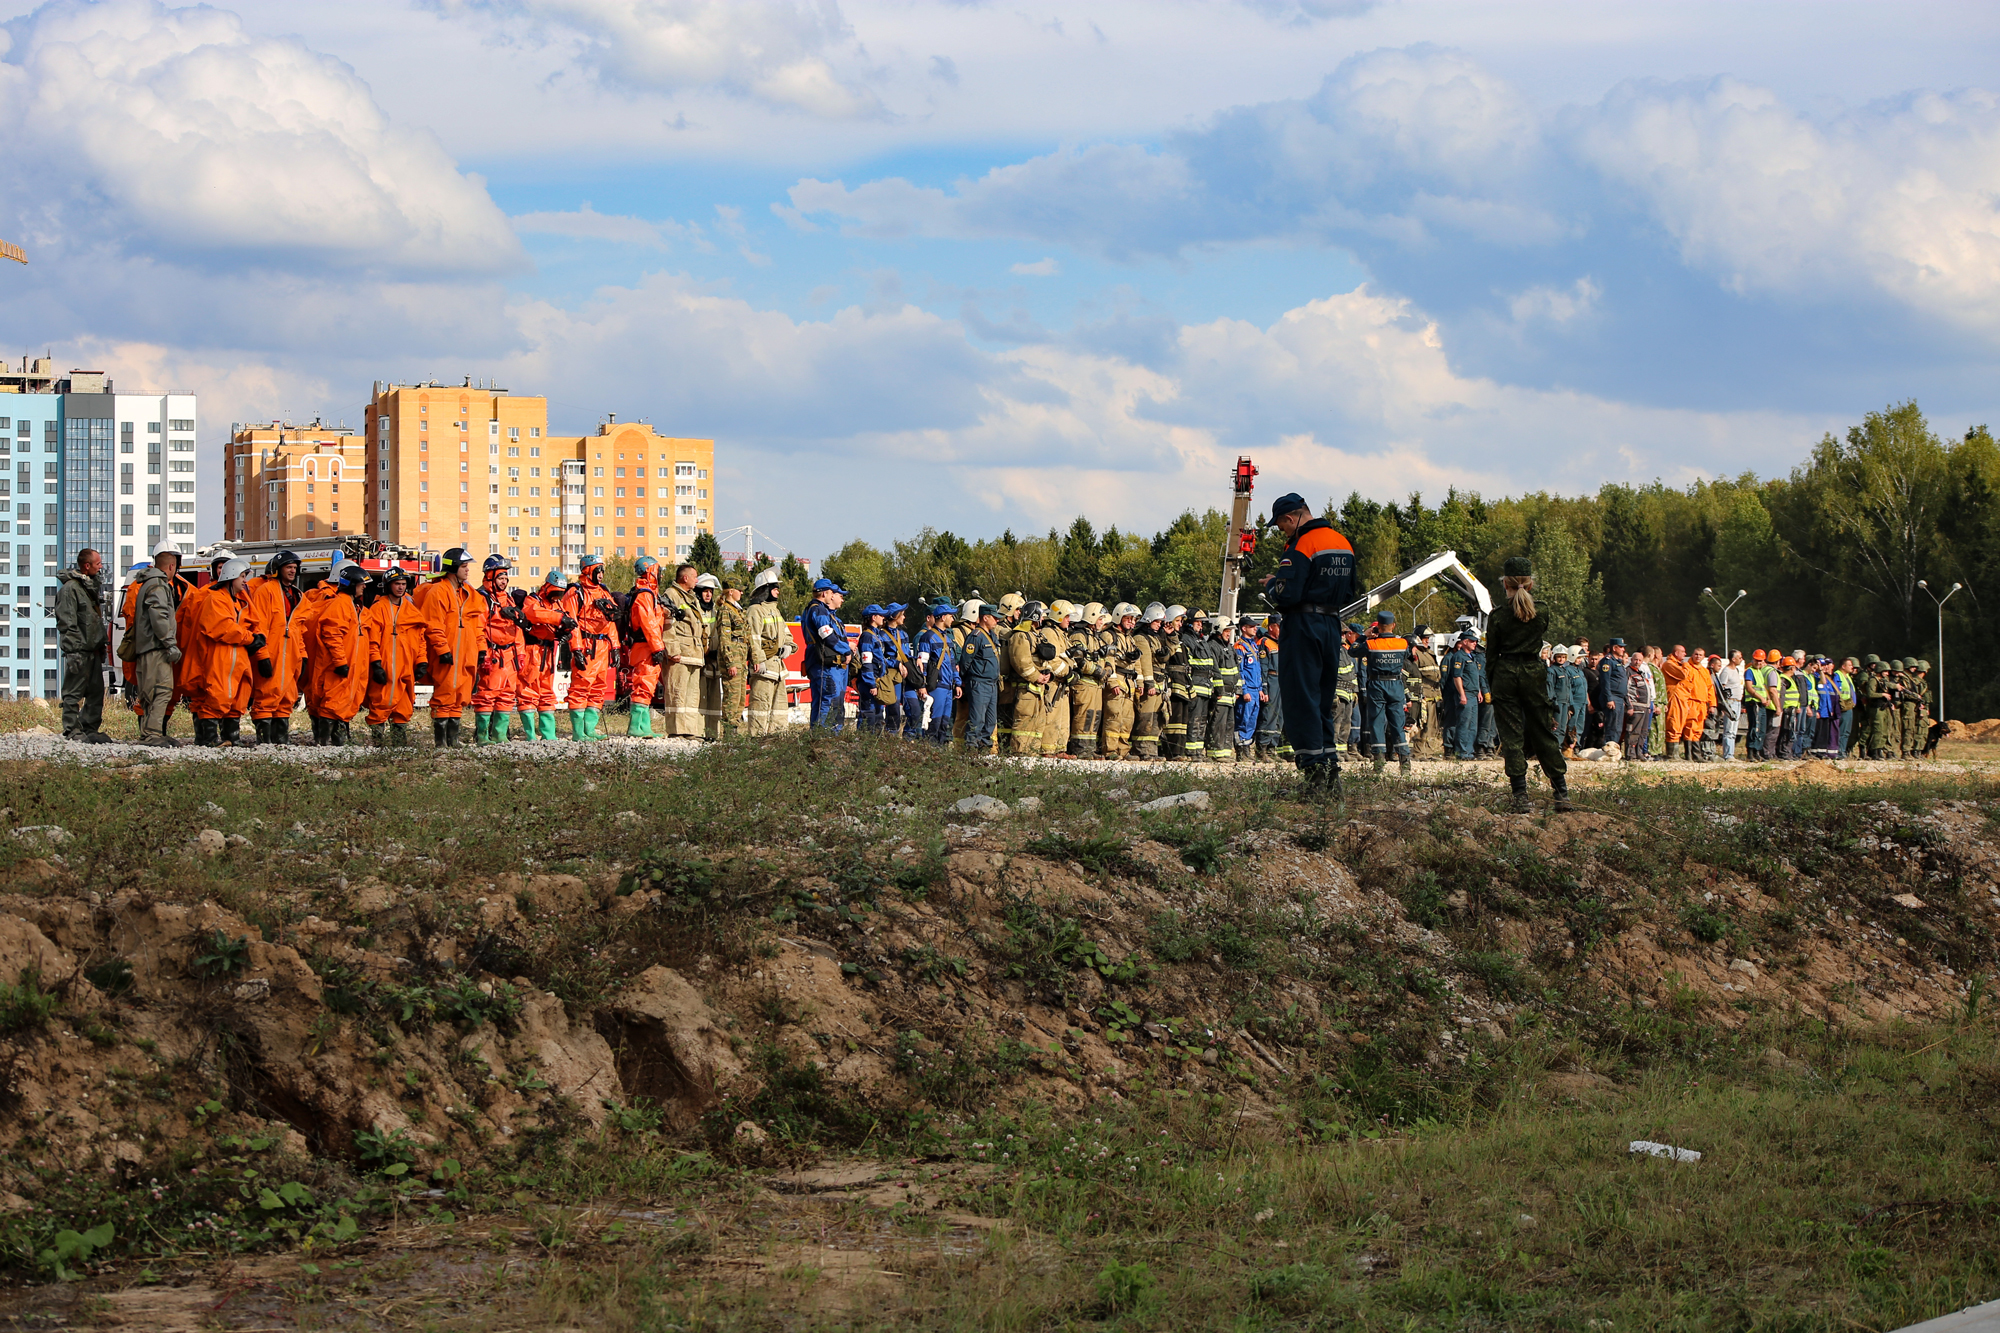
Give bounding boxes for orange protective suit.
[624,567,667,707]
[413,578,483,720]
[181,585,258,720]
[561,570,619,708]
[243,574,306,721]
[472,580,524,715]
[1660,655,1715,743]
[519,591,569,710]
[302,584,366,722]
[363,593,426,725]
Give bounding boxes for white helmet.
[153,538,181,560]
[1048,598,1074,623]
[1113,602,1140,620]
[752,566,782,591]
[216,557,250,582]
[1082,601,1105,625]
[1164,604,1186,622]
[694,572,721,590]
[1142,602,1166,623]
[960,599,983,620]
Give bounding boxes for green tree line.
[795,401,2000,719]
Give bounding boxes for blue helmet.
[633,555,660,578]
[543,569,569,589]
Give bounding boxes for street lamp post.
[1702,587,1748,659]
[1916,580,1964,723]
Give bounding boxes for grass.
[0,727,1998,1327]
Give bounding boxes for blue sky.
[3,0,1999,560]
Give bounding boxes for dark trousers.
[1366,682,1407,753]
[62,652,105,737]
[1276,611,1343,770]
[1493,659,1566,784]
[1476,701,1498,753]
[807,667,847,731]
[963,677,998,752]
[1744,703,1765,754]
[1601,699,1625,752]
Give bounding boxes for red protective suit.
[519,590,569,710]
[412,577,483,720]
[181,585,258,720]
[243,574,306,721]
[561,570,620,708]
[302,584,366,722]
[363,593,426,725]
[624,567,667,707]
[471,578,525,715]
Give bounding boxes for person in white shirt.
[1714,650,1746,760]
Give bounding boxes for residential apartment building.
[222,420,366,545]
[358,380,713,581]
[0,366,196,698]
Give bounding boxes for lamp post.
[1701,587,1748,659]
[1916,580,1963,723]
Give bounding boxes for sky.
[3,0,1999,562]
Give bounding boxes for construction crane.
[0,239,24,265]
[1342,549,1493,650]
[1217,456,1258,619]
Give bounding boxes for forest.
[685,401,1999,720]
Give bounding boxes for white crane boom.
[1340,549,1492,632]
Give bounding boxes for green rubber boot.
[569,710,593,741]
[540,710,559,740]
[627,705,655,737]
[493,711,511,742]
[516,710,535,740]
[474,712,494,745]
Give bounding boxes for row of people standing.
[796,580,1289,762]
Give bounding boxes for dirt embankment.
[0,790,1993,1199]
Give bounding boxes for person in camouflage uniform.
[709,574,753,737]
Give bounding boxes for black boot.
[224,718,255,749]
[1399,748,1412,775]
[1552,778,1573,813]
[274,718,292,746]
[252,718,272,745]
[331,720,351,747]
[444,718,462,748]
[390,723,410,748]
[433,719,449,748]
[194,718,221,747]
[370,724,387,747]
[1510,776,1531,815]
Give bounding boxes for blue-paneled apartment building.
[1,357,197,699]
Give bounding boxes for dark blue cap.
[812,578,842,592]
[1270,492,1308,519]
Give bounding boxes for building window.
[120,505,132,536]
[168,419,193,432]
[120,423,133,452]
[120,463,133,495]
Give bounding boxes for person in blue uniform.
[881,603,918,738]
[960,601,1002,753]
[1258,493,1358,795]
[1233,615,1263,760]
[1363,609,1413,774]
[1474,638,1498,756]
[1548,644,1575,749]
[1444,632,1479,760]
[801,579,850,730]
[854,605,887,732]
[917,603,960,744]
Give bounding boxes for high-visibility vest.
[1780,672,1801,708]
[1835,671,1854,705]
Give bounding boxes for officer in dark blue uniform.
[1443,631,1479,760]
[1363,609,1413,773]
[855,605,887,732]
[801,578,850,731]
[1259,493,1358,795]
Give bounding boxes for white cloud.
[512,203,702,250]
[1010,257,1059,276]
[1571,79,2000,328]
[1507,276,1599,325]
[0,0,522,276]
[434,0,883,118]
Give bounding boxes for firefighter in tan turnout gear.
[1000,600,1053,756]
[743,566,791,735]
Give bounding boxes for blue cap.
[864,603,884,618]
[1375,608,1395,624]
[884,602,905,616]
[812,578,842,593]
[932,603,956,618]
[1270,492,1308,519]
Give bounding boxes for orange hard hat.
[1780,655,1795,666]
[1751,649,1765,661]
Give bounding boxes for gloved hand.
[595,598,619,616]
[651,649,668,665]
[165,647,183,667]
[334,663,349,678]
[415,661,431,681]
[671,606,688,622]
[257,658,275,679]
[502,607,523,625]
[370,662,388,685]
[477,651,488,672]
[557,616,577,637]
[248,633,266,654]
[437,653,453,668]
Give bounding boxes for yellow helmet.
[999,591,1026,613]
[1047,599,1075,623]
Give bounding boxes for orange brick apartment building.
[223,380,714,581]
